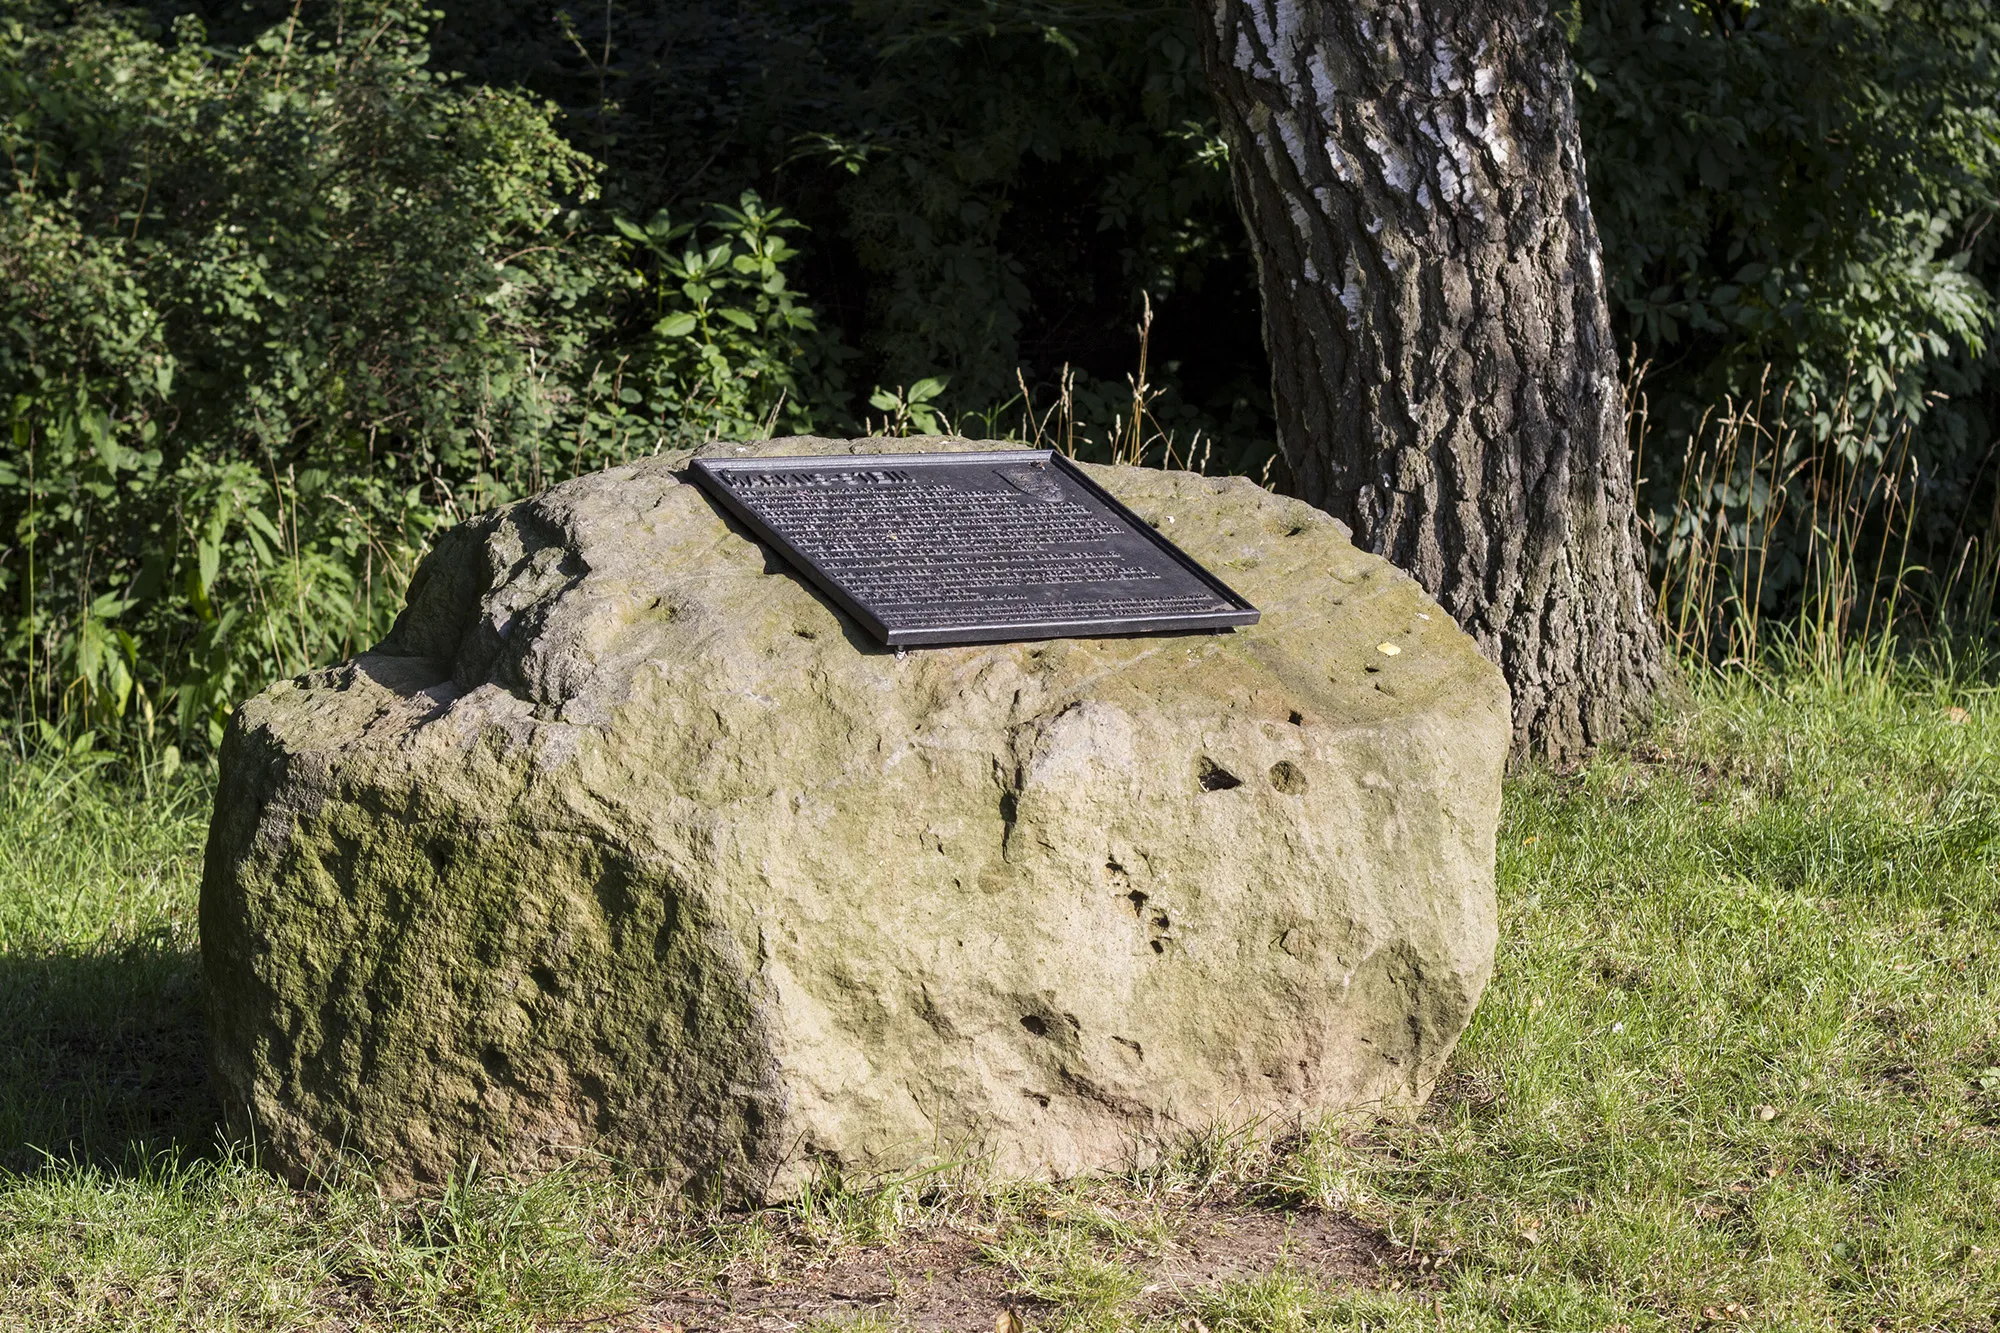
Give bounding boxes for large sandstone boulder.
[201,436,1507,1195]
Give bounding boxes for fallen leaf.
[1946,706,1970,724]
[1755,1104,1778,1122]
[997,1308,1025,1333]
[1376,642,1401,656]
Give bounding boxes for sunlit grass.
[2,649,1998,1329]
[1375,650,2000,1330]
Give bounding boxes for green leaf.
[84,411,124,472]
[244,508,282,544]
[198,540,220,596]
[655,312,698,338]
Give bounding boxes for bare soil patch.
[601,1199,1387,1332]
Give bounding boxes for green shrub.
[1577,0,2000,610]
[0,0,838,745]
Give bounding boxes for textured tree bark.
[1195,0,1661,764]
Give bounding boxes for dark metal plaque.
[690,450,1260,646]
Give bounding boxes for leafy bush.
[1577,0,2000,608]
[1581,0,2000,434]
[617,193,842,445]
[0,0,838,744]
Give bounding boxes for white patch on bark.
[1308,48,1337,108]
[1277,113,1311,178]
[1286,197,1317,250]
[1272,0,1304,59]
[1243,0,1275,54]
[1364,131,1416,195]
[1429,39,1461,94]
[1324,135,1358,184]
[1417,106,1483,209]
[1448,164,1469,204]
[1474,66,1500,96]
[1463,87,1512,171]
[1339,264,1363,331]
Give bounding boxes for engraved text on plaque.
[690,450,1259,646]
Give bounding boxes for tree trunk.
[1195,0,1661,765]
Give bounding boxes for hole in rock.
[794,627,817,639]
[1197,758,1243,792]
[1365,665,1381,674]
[1027,1092,1051,1108]
[1150,939,1166,954]
[1151,910,1171,931]
[1288,710,1304,725]
[1126,889,1149,915]
[1020,1015,1049,1037]
[1268,761,1309,795]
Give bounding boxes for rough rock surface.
[201,436,1508,1195]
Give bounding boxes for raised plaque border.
[689,449,1261,647]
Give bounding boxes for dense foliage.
[1579,0,2000,603]
[1,0,838,742]
[4,0,1998,746]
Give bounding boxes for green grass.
[1335,653,2000,1329]
[3,655,1999,1330]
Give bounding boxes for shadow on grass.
[0,938,218,1175]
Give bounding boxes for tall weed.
[1640,361,1999,685]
